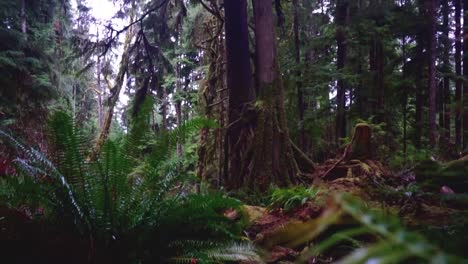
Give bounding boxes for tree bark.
[335,0,349,144]
[426,0,438,146]
[175,54,183,157]
[464,0,468,148]
[442,0,451,142]
[240,0,309,191]
[20,0,27,38]
[89,15,135,161]
[293,0,306,150]
[369,38,385,122]
[414,31,424,148]
[224,0,256,188]
[455,0,463,147]
[96,43,103,129]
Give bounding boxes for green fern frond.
[169,241,263,264]
[298,194,464,264]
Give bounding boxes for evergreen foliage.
[0,111,258,263]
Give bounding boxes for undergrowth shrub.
[0,110,260,264]
[269,186,321,211]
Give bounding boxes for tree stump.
[347,123,372,161]
[321,123,373,180]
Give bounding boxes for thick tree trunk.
[335,0,349,144]
[238,0,308,191]
[455,0,463,147]
[426,0,438,146]
[224,0,256,188]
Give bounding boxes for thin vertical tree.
[293,0,306,150]
[464,0,468,147]
[20,0,27,38]
[426,0,438,145]
[335,0,349,144]
[442,0,451,142]
[455,0,462,146]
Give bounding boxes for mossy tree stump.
[321,123,374,180]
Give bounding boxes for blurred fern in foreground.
[298,194,464,264]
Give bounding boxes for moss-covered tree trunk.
[89,13,135,161]
[238,0,302,191]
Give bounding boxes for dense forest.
[1,0,468,263]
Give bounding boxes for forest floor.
[238,156,468,263]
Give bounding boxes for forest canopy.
[0,0,467,263]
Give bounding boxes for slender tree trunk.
[414,32,424,148]
[369,38,385,122]
[20,0,27,38]
[438,80,444,130]
[89,14,135,161]
[158,84,168,132]
[335,0,348,144]
[455,0,462,146]
[442,0,451,142]
[293,0,306,150]
[175,57,183,156]
[464,0,468,148]
[96,49,103,129]
[402,37,408,158]
[223,0,256,188]
[426,0,438,146]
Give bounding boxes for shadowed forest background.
[0,0,468,263]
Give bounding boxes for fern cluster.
[299,194,464,264]
[0,111,258,263]
[269,186,321,212]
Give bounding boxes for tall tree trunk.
[175,56,183,157]
[426,0,438,146]
[414,32,424,148]
[442,0,451,142]
[20,0,27,38]
[455,0,462,146]
[96,48,103,129]
[335,0,349,144]
[224,0,255,188]
[89,15,135,161]
[464,0,468,148]
[158,84,168,132]
[293,0,306,150]
[402,37,408,158]
[369,38,385,122]
[236,0,310,191]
